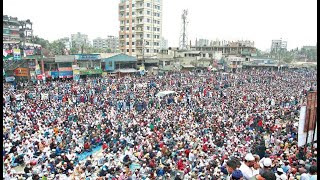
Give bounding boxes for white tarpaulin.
[155,90,176,97]
[298,106,317,147]
[41,93,49,100]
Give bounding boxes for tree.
[32,36,50,49]
[48,40,66,55]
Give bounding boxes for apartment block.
[119,0,163,58]
[71,32,90,48]
[271,39,287,53]
[93,36,119,52]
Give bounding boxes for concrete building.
[118,0,163,59]
[57,37,71,50]
[271,39,287,53]
[160,37,168,50]
[196,39,209,47]
[106,36,119,52]
[3,15,33,42]
[93,36,119,52]
[191,40,257,61]
[93,37,107,49]
[71,32,90,48]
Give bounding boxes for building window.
[132,42,135,45]
[132,34,135,38]
[147,26,150,30]
[147,34,150,38]
[132,27,135,30]
[146,49,149,53]
[127,49,130,52]
[157,28,160,31]
[147,18,150,23]
[132,49,135,52]
[126,27,129,30]
[132,12,135,15]
[132,4,135,7]
[147,11,150,15]
[147,3,150,7]
[127,42,129,45]
[127,5,129,8]
[127,20,129,23]
[126,35,129,38]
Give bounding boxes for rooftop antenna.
[179,9,188,50]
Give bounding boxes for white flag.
[3,49,7,57]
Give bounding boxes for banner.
[24,50,34,56]
[298,106,318,147]
[13,49,21,60]
[79,69,103,75]
[51,71,59,78]
[5,76,15,82]
[304,91,317,132]
[59,71,73,78]
[14,68,29,76]
[58,67,73,71]
[73,69,80,81]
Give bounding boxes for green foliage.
[49,40,66,55]
[32,36,50,49]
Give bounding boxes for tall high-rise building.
[118,0,163,58]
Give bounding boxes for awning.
[114,68,138,73]
[182,65,195,68]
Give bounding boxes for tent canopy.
[155,90,176,97]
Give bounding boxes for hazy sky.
[4,0,317,51]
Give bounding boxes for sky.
[3,0,317,51]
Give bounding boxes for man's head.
[244,153,255,167]
[255,170,276,180]
[309,165,317,175]
[226,160,237,174]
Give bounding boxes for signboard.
[298,106,318,147]
[58,67,73,71]
[51,71,59,78]
[79,69,103,75]
[72,65,80,70]
[5,76,15,82]
[73,69,80,81]
[59,71,73,78]
[14,68,29,77]
[75,54,101,61]
[304,91,317,132]
[55,55,75,62]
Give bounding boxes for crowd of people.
[3,43,42,56]
[3,68,317,180]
